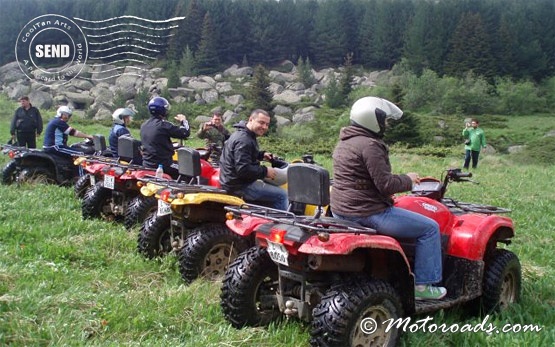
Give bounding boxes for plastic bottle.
[155,164,164,179]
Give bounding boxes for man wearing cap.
[10,96,43,148]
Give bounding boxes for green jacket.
[463,127,486,151]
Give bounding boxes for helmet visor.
[379,99,403,120]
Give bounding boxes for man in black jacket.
[219,109,288,210]
[10,96,43,148]
[140,97,190,179]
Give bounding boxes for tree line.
[1,0,554,83]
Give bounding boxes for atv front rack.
[226,204,377,234]
[441,198,511,215]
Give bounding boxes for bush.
[513,136,555,165]
[494,77,546,115]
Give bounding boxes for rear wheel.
[137,214,174,258]
[17,167,56,185]
[124,195,157,230]
[220,246,280,328]
[311,279,402,347]
[82,183,112,220]
[2,160,17,185]
[74,174,91,199]
[481,249,521,313]
[178,223,251,283]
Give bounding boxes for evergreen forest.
[1,0,554,83]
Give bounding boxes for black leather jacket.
[10,106,43,135]
[140,116,190,169]
[219,121,267,192]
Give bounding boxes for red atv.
[221,164,520,347]
[73,135,117,199]
[81,136,173,223]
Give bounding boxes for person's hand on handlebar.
[407,172,421,185]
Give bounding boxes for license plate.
[267,241,289,266]
[157,200,171,216]
[89,174,95,186]
[104,174,115,190]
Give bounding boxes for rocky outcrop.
[0,60,388,126]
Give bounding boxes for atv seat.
[287,163,330,218]
[177,147,201,184]
[93,135,106,154]
[117,136,141,165]
[286,164,374,229]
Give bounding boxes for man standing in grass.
[10,96,43,148]
[463,118,487,169]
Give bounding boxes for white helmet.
[112,108,136,125]
[349,97,403,136]
[56,105,73,118]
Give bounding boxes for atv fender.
[448,214,514,260]
[299,233,409,263]
[226,216,270,237]
[171,193,244,206]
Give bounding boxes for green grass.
[1,95,554,346]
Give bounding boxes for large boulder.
[201,89,219,104]
[223,64,253,77]
[0,62,26,84]
[28,90,53,110]
[273,90,301,104]
[224,94,244,106]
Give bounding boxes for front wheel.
[137,214,174,258]
[178,223,251,284]
[220,246,280,328]
[124,195,157,230]
[82,183,112,220]
[2,160,18,185]
[311,279,403,347]
[481,249,521,313]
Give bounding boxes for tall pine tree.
[195,12,220,75]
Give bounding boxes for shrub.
[494,77,546,115]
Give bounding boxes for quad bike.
[221,165,520,347]
[73,135,116,199]
[137,152,324,284]
[124,144,222,230]
[81,136,173,222]
[1,139,96,186]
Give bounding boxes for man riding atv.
[43,106,94,157]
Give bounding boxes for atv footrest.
[414,294,477,315]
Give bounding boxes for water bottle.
[155,164,164,179]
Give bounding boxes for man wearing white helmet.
[108,108,140,160]
[331,96,447,300]
[43,105,93,156]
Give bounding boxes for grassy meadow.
[1,98,554,346]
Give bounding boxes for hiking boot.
[415,285,447,300]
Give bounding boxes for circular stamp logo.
[15,14,88,86]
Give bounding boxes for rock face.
[0,59,388,126]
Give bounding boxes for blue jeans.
[334,207,443,285]
[241,180,288,211]
[464,149,480,169]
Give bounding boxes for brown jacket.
[330,125,412,217]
